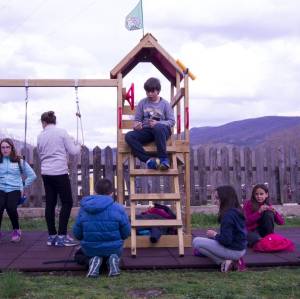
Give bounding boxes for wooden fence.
[23,145,300,207]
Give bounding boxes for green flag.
[125,0,144,31]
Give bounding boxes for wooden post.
[31,147,43,207]
[197,147,207,205]
[81,145,90,197]
[69,154,79,205]
[116,73,124,203]
[93,146,102,191]
[232,147,242,202]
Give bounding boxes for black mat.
[0,228,299,272]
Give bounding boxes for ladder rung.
[131,219,182,227]
[130,193,181,201]
[143,145,177,153]
[130,169,178,176]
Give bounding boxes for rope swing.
[23,79,29,161]
[74,79,84,145]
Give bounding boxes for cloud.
[0,0,299,147]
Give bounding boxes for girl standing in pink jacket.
[243,184,285,247]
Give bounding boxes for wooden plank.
[0,79,119,87]
[130,193,181,201]
[244,147,253,200]
[171,87,185,108]
[122,120,134,130]
[277,146,285,204]
[81,146,90,197]
[118,142,190,153]
[31,147,43,207]
[255,147,264,185]
[124,234,192,248]
[93,146,102,192]
[130,169,178,176]
[288,146,298,203]
[69,154,79,206]
[232,147,242,201]
[221,146,230,185]
[104,146,114,188]
[190,148,196,205]
[266,146,277,203]
[131,219,182,227]
[208,147,218,190]
[122,106,136,115]
[197,147,207,205]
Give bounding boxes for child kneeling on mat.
[193,185,247,272]
[73,178,130,278]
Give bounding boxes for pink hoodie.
[243,199,285,231]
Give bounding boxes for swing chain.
[74,80,84,145]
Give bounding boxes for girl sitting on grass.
[192,185,247,272]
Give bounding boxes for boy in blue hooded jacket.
[73,178,130,278]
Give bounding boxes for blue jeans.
[125,124,171,162]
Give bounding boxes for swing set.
[0,33,195,255]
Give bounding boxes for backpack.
[253,233,295,253]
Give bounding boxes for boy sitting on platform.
[73,178,130,278]
[125,77,175,170]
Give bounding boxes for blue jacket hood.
[80,195,113,214]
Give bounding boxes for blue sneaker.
[108,254,120,277]
[87,256,102,278]
[159,158,170,170]
[146,158,158,169]
[55,235,78,247]
[47,235,57,246]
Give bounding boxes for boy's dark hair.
[216,185,242,223]
[250,183,270,211]
[95,178,113,195]
[144,77,161,92]
[41,111,56,124]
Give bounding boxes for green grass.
[1,213,299,231]
[0,268,300,298]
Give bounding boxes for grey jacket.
[37,124,80,175]
[134,97,175,128]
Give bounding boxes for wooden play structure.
[111,33,193,256]
[0,33,194,256]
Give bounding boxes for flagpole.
[141,0,144,37]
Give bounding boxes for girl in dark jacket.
[192,185,247,272]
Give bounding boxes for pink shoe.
[11,229,21,242]
[233,257,246,272]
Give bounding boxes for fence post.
[221,146,230,185]
[244,147,253,200]
[232,147,242,202]
[69,154,79,206]
[93,146,102,191]
[197,146,207,205]
[81,145,90,197]
[104,146,114,190]
[31,147,43,207]
[289,146,300,203]
[190,148,196,205]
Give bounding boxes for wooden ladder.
[129,145,184,257]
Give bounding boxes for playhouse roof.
[110,33,183,85]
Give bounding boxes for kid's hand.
[133,121,142,130]
[206,229,217,238]
[149,119,158,128]
[259,205,269,213]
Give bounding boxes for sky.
[0,0,299,148]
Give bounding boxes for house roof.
[110,33,183,85]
